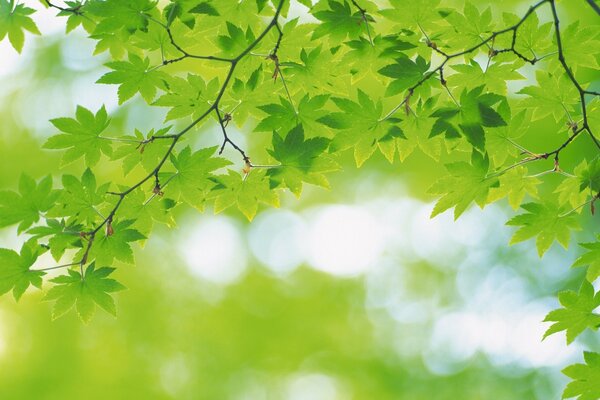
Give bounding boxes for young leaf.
[168,146,232,208]
[43,263,126,323]
[27,219,83,261]
[154,75,220,122]
[49,168,110,225]
[0,0,40,53]
[378,55,430,96]
[506,201,580,257]
[562,352,600,400]
[311,0,364,43]
[44,105,112,166]
[85,220,146,266]
[543,281,600,344]
[86,0,156,35]
[573,237,600,283]
[429,150,499,219]
[267,125,338,196]
[97,54,167,104]
[0,241,45,301]
[211,169,280,221]
[0,174,59,233]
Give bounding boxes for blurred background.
[0,1,599,399]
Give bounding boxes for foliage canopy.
[0,0,599,396]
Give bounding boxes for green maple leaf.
[189,1,220,17]
[443,2,494,49]
[49,168,110,225]
[396,98,442,161]
[518,71,579,122]
[216,22,254,57]
[119,188,177,236]
[380,0,444,32]
[311,0,365,43]
[0,174,59,233]
[502,11,552,56]
[27,219,83,261]
[255,94,329,136]
[555,161,591,209]
[281,45,346,95]
[97,54,168,104]
[43,263,126,323]
[448,59,525,95]
[154,74,220,122]
[58,1,95,34]
[506,201,580,256]
[90,29,135,59]
[228,66,268,126]
[458,86,507,151]
[44,105,112,166]
[267,125,339,196]
[429,150,499,219]
[211,169,279,220]
[485,109,528,166]
[0,0,40,53]
[559,21,600,69]
[342,35,416,82]
[110,127,172,175]
[168,146,232,208]
[573,237,600,282]
[0,241,45,301]
[543,281,600,344]
[85,220,146,266]
[319,89,403,166]
[578,158,600,193]
[487,166,540,210]
[378,55,430,97]
[87,0,156,35]
[563,352,600,400]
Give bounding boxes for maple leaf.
[458,86,507,151]
[429,150,499,219]
[154,74,220,122]
[216,22,254,57]
[378,55,430,97]
[211,169,279,220]
[43,263,126,323]
[554,160,592,209]
[506,201,580,257]
[0,0,40,53]
[97,54,168,104]
[443,2,494,49]
[27,219,83,261]
[168,146,232,208]
[255,94,329,136]
[0,174,59,233]
[573,237,600,283]
[311,0,365,43]
[319,89,403,166]
[267,125,339,196]
[110,127,172,175]
[518,71,579,122]
[543,281,600,344]
[0,241,45,301]
[118,188,177,236]
[448,59,525,95]
[49,168,110,226]
[380,0,444,32]
[44,105,112,166]
[562,352,600,400]
[84,220,146,266]
[559,21,600,69]
[86,0,156,35]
